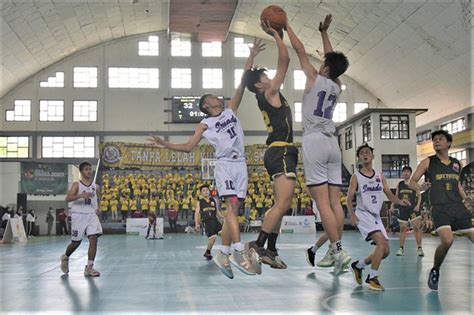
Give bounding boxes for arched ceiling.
[1,0,472,126]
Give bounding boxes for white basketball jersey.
[354,169,384,215]
[201,108,245,161]
[302,75,341,136]
[71,181,98,214]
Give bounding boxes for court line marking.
[320,286,425,313]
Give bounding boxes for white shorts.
[355,209,388,243]
[303,132,342,186]
[215,159,248,199]
[71,212,103,242]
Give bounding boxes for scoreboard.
[171,96,224,123]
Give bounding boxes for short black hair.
[244,67,267,94]
[324,52,349,80]
[200,184,210,191]
[198,94,213,115]
[79,161,92,172]
[356,143,374,157]
[431,130,452,143]
[402,166,412,173]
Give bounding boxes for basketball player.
[243,21,296,271]
[389,166,424,256]
[148,39,265,278]
[60,161,102,277]
[146,210,157,239]
[286,15,350,274]
[347,144,409,291]
[409,130,473,291]
[195,184,224,260]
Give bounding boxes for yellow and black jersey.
[425,155,463,206]
[255,92,293,145]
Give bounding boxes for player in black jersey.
[389,166,424,257]
[410,130,473,291]
[243,21,297,271]
[195,185,223,260]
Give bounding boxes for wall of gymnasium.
[1,31,381,147]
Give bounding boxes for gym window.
[73,67,97,88]
[40,72,64,87]
[6,100,31,121]
[202,42,222,57]
[171,68,192,89]
[380,115,409,139]
[441,118,465,134]
[362,118,371,142]
[449,150,467,167]
[0,136,29,158]
[416,130,431,144]
[39,100,64,121]
[202,68,223,89]
[171,33,191,57]
[382,155,410,178]
[345,127,352,150]
[42,136,95,158]
[333,103,347,123]
[234,37,252,57]
[73,101,98,122]
[108,67,159,88]
[293,70,306,90]
[294,102,302,122]
[138,35,159,56]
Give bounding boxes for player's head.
[320,52,349,81]
[431,130,452,151]
[356,143,374,164]
[79,161,93,179]
[244,67,270,94]
[200,184,210,197]
[199,94,223,117]
[402,166,412,179]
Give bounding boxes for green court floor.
[1,231,472,314]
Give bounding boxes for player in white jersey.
[347,144,408,291]
[287,15,351,274]
[147,39,264,279]
[60,161,103,277]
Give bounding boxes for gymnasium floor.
[1,231,472,314]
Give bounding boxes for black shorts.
[204,219,222,238]
[263,145,298,180]
[398,206,421,222]
[432,202,472,232]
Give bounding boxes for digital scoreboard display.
[171,96,223,123]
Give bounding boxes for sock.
[418,246,422,249]
[400,246,404,249]
[356,260,367,269]
[231,242,244,252]
[369,268,378,278]
[220,245,231,255]
[87,260,94,268]
[311,244,319,253]
[331,240,343,253]
[267,233,278,252]
[256,231,270,248]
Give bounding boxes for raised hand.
[319,14,332,32]
[249,38,266,58]
[260,19,279,38]
[146,134,166,148]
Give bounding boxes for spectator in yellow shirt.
[141,197,149,215]
[149,198,157,214]
[109,198,119,221]
[100,198,109,222]
[121,198,129,221]
[249,208,258,221]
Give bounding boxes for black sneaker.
[203,251,213,260]
[305,247,315,267]
[428,268,439,291]
[365,275,384,291]
[350,261,363,285]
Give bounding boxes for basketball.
[260,5,287,30]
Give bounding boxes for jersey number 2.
[313,91,337,119]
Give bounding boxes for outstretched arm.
[261,20,289,94]
[409,158,430,192]
[147,123,207,153]
[286,22,318,81]
[347,175,358,225]
[228,38,265,112]
[382,175,407,206]
[319,14,334,54]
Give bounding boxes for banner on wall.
[20,162,68,195]
[100,142,302,169]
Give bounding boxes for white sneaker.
[417,247,424,257]
[213,251,234,279]
[333,250,351,275]
[84,265,100,277]
[316,248,335,267]
[396,247,404,256]
[229,249,256,276]
[60,254,69,274]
